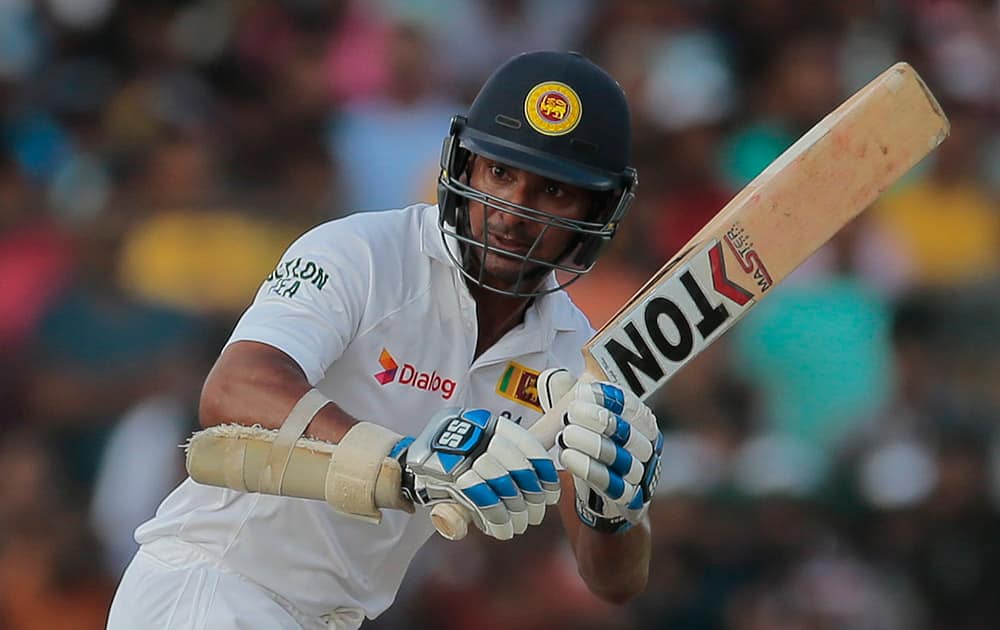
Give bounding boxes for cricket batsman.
[107,50,663,629]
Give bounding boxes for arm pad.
[185,423,413,523]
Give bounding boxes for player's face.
[464,157,593,289]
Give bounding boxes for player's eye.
[489,164,508,180]
[545,182,564,197]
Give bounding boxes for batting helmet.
[438,50,638,297]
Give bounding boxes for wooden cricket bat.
[428,61,950,539]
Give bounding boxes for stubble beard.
[458,214,550,291]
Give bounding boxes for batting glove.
[538,368,663,533]
[394,408,561,541]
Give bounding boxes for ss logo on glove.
[432,410,490,454]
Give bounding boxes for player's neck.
[468,283,536,359]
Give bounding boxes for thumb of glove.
[537,368,575,413]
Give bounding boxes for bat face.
[580,62,949,403]
[587,235,761,398]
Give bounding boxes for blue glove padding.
[397,407,560,540]
[538,369,663,533]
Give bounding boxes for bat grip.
[428,372,592,540]
[429,502,471,540]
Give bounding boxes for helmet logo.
[524,81,582,136]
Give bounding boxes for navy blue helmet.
[438,50,638,297]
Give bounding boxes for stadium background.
[1,1,998,628]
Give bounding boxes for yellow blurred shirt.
[118,208,300,315]
[874,180,1000,285]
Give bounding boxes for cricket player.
[107,51,663,629]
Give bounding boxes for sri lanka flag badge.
[496,362,542,412]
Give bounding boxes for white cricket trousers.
[106,539,364,630]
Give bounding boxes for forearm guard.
[185,389,413,524]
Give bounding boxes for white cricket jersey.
[135,203,593,624]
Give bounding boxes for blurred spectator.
[872,104,1000,288]
[846,419,1000,630]
[115,134,300,317]
[0,514,115,630]
[0,431,113,630]
[731,274,894,449]
[0,429,68,525]
[833,281,1000,630]
[838,287,959,459]
[0,156,73,358]
[641,29,736,133]
[914,0,999,111]
[324,0,395,104]
[419,0,599,97]
[329,21,460,212]
[726,549,927,630]
[646,124,734,261]
[398,517,629,630]
[720,32,843,188]
[89,392,198,578]
[652,341,758,459]
[21,205,199,492]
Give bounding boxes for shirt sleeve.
[226,222,372,385]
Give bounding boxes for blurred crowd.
[1,0,998,628]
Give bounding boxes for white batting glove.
[538,368,663,533]
[396,408,561,541]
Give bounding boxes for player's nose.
[492,185,533,231]
[497,179,531,211]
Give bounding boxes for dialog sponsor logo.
[373,348,457,400]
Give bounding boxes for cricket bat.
[427,61,949,539]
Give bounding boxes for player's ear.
[588,190,613,221]
[460,153,476,182]
[563,190,614,267]
[438,116,473,225]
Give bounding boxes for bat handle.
[428,371,594,540]
[430,502,471,540]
